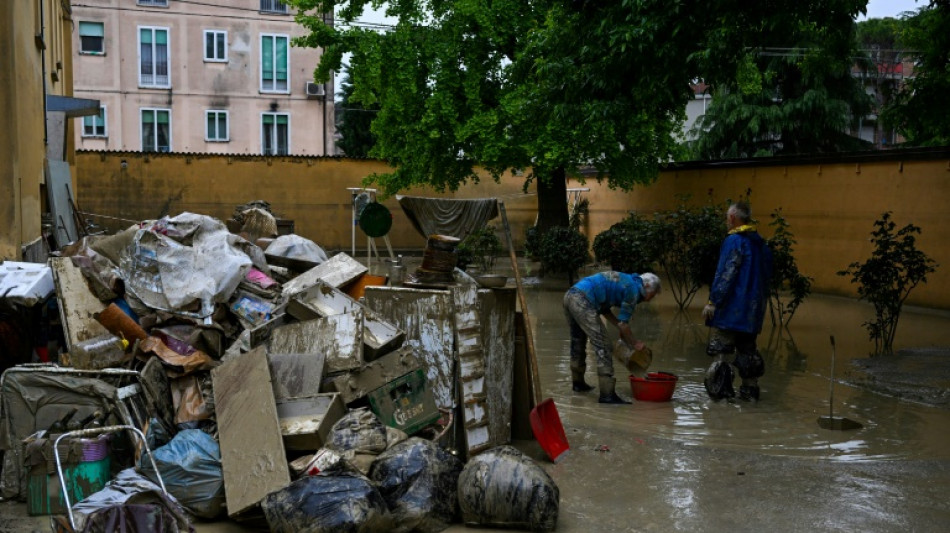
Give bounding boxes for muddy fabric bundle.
[139,429,225,519]
[261,474,392,533]
[704,360,735,400]
[369,437,463,533]
[457,446,559,532]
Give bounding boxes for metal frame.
[54,424,166,531]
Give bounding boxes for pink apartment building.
[72,0,334,155]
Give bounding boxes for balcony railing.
[260,0,289,14]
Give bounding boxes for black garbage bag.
[704,360,735,400]
[369,437,463,533]
[457,446,559,533]
[261,474,392,533]
[139,429,225,519]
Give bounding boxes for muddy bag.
[261,474,392,533]
[369,437,463,533]
[326,407,389,455]
[457,446,559,532]
[139,429,225,519]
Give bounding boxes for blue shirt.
[572,271,643,322]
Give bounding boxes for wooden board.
[50,257,111,352]
[269,312,363,373]
[363,286,456,410]
[212,346,290,517]
[479,288,516,447]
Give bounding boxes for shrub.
[592,214,660,274]
[838,212,938,355]
[536,226,590,285]
[457,225,501,273]
[652,201,726,310]
[766,208,812,329]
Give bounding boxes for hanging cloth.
[396,196,499,241]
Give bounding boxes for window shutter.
[140,28,152,45]
[157,110,170,124]
[79,22,103,38]
[262,36,273,80]
[156,30,168,45]
[276,37,288,80]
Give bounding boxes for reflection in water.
[527,280,950,461]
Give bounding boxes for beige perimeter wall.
[76,150,950,310]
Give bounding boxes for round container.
[358,202,393,237]
[475,274,507,288]
[629,372,678,402]
[426,234,461,252]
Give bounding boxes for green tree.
[882,2,950,146]
[336,69,378,157]
[689,1,873,158]
[287,1,699,232]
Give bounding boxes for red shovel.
[498,202,570,463]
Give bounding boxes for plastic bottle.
[47,407,79,434]
[70,335,130,368]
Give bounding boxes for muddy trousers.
[563,289,614,381]
[706,328,764,398]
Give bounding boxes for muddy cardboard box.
[328,346,420,405]
[276,393,347,451]
[368,369,439,435]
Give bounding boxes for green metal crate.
[368,369,439,435]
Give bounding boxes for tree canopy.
[882,1,950,146]
[688,0,873,158]
[336,68,378,157]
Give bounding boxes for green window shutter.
[276,37,288,81]
[156,29,167,45]
[262,36,273,80]
[207,113,215,138]
[263,113,274,125]
[276,114,288,125]
[140,28,152,45]
[157,110,169,124]
[79,22,104,38]
[142,109,154,123]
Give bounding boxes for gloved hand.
[702,303,716,320]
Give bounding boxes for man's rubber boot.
[739,383,760,402]
[598,376,631,404]
[571,368,594,392]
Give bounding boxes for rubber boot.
[598,376,631,404]
[571,368,594,392]
[739,378,760,402]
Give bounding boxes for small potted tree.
[458,225,506,287]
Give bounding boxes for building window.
[82,107,107,137]
[204,30,227,62]
[260,0,289,14]
[139,27,170,88]
[262,113,289,155]
[79,22,104,54]
[137,0,169,6]
[141,108,171,152]
[206,110,229,141]
[260,34,289,93]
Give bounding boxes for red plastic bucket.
[629,372,678,402]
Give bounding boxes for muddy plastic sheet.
[265,234,328,267]
[67,467,193,533]
[169,376,212,425]
[139,429,225,519]
[457,445,560,532]
[120,213,258,318]
[0,367,122,499]
[369,437,463,533]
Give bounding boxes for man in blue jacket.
[564,271,661,404]
[702,201,773,401]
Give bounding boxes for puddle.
[525,280,950,462]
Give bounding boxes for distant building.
[72,0,335,156]
[851,56,915,148]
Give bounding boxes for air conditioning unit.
[305,82,326,99]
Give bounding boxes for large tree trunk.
[535,166,569,234]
